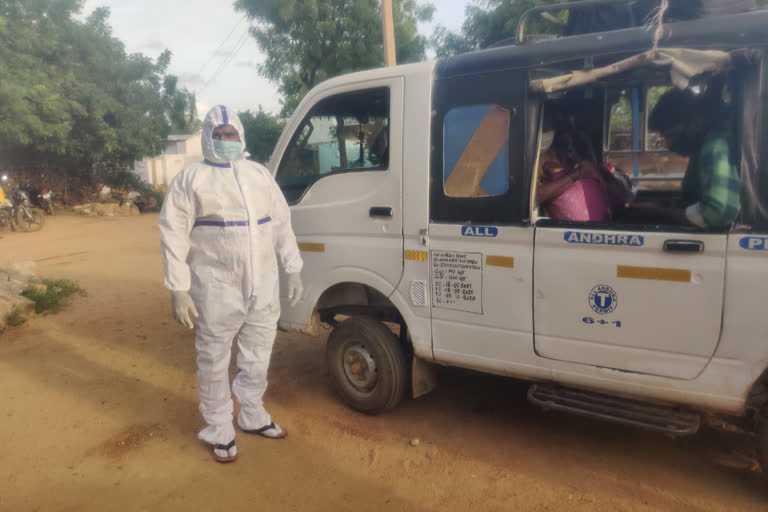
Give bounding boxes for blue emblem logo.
[739,236,768,251]
[589,285,617,315]
[462,226,498,237]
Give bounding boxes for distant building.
[133,131,203,188]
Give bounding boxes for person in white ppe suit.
[159,105,303,463]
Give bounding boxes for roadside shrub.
[22,279,85,314]
[5,307,27,327]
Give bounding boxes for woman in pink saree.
[537,129,629,222]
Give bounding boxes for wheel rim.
[341,343,378,393]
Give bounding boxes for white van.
[269,4,768,472]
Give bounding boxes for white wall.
[132,132,203,188]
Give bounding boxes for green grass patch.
[22,279,84,314]
[5,307,27,327]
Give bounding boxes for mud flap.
[412,356,438,398]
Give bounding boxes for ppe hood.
[202,105,246,165]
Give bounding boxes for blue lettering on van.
[739,236,768,251]
[462,226,498,238]
[564,231,644,247]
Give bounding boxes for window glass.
[605,86,688,192]
[443,104,510,198]
[607,89,633,151]
[276,88,389,203]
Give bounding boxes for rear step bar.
[528,384,701,435]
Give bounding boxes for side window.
[276,88,389,203]
[604,86,689,191]
[430,69,527,225]
[606,89,633,151]
[443,105,511,198]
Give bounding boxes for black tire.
[326,316,408,415]
[14,208,45,232]
[758,410,768,474]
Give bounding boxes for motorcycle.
[32,186,54,215]
[0,187,46,232]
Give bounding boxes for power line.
[200,26,252,90]
[197,16,246,77]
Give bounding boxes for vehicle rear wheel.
[758,409,768,475]
[326,316,408,415]
[15,208,45,232]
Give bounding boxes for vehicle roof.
[436,10,768,80]
[299,10,768,97]
[305,60,436,98]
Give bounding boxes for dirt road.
[0,214,765,511]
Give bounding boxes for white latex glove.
[286,272,303,307]
[171,290,199,329]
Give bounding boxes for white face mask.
[540,130,555,150]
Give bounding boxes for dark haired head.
[552,129,580,166]
[649,88,710,156]
[648,88,701,133]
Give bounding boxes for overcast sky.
[81,0,469,118]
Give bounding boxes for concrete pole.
[381,0,396,66]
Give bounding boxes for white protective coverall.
[159,105,302,446]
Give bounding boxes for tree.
[162,75,202,135]
[432,0,557,57]
[0,0,191,181]
[235,0,435,116]
[238,107,284,163]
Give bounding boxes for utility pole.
[381,0,396,66]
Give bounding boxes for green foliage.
[432,0,559,57]
[0,1,196,176]
[162,75,202,135]
[5,307,26,327]
[239,108,284,163]
[235,0,434,116]
[22,279,84,314]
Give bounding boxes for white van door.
[533,225,727,379]
[273,81,404,299]
[426,70,545,379]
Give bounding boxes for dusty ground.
[0,213,766,511]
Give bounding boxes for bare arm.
[537,171,577,204]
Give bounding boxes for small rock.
[368,447,380,465]
[409,438,420,447]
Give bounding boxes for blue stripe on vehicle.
[194,220,249,227]
[203,159,231,168]
[221,105,228,124]
[257,216,271,225]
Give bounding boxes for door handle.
[419,228,428,246]
[369,206,393,218]
[663,239,704,253]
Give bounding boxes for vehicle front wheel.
[326,316,408,415]
[15,208,45,232]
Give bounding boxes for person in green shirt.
[646,88,741,229]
